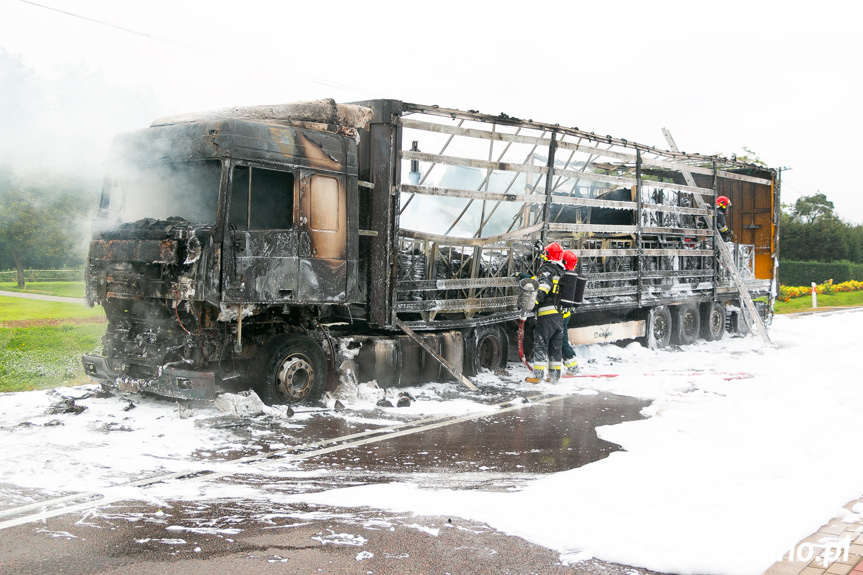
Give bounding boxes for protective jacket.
[716,206,732,241]
[532,260,565,380]
[534,261,563,314]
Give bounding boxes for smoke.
[0,49,168,264]
[0,48,164,186]
[103,157,221,225]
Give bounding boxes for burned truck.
[82,99,779,403]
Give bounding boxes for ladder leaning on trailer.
[662,129,771,344]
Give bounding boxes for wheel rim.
[654,313,669,341]
[683,310,698,337]
[709,307,723,335]
[276,357,314,401]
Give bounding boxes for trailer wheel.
[256,334,327,405]
[466,324,508,376]
[727,310,752,335]
[700,302,726,342]
[671,303,700,345]
[643,306,672,349]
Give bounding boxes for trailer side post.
[368,104,400,328]
[636,150,644,307]
[541,132,558,246]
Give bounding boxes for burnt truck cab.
[83,100,370,402]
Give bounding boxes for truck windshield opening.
[102,159,222,225]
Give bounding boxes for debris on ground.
[45,398,87,415]
[175,402,193,419]
[397,392,414,407]
[214,390,291,418]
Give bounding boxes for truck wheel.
[643,306,672,349]
[672,303,700,345]
[465,324,508,376]
[256,334,327,405]
[700,302,726,342]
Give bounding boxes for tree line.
[0,165,98,285]
[779,193,863,263]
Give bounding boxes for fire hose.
[517,316,533,371]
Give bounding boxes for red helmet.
[716,195,731,209]
[562,250,578,271]
[542,241,563,262]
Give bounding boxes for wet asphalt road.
[0,393,663,575]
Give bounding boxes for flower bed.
[778,279,863,302]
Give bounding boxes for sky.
[1,0,862,222]
[2,309,862,575]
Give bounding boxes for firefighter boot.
[565,358,579,376]
[526,367,547,384]
[549,367,562,382]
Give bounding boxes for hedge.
[778,260,863,286]
[0,269,84,283]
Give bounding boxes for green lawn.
[0,324,105,392]
[0,281,86,298]
[0,292,106,392]
[0,296,104,322]
[774,289,863,313]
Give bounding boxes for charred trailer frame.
[83,99,779,404]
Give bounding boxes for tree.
[736,147,767,167]
[779,192,863,264]
[0,174,95,286]
[792,193,835,223]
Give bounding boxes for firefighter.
[561,250,580,375]
[528,241,565,383]
[716,195,733,242]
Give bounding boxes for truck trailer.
[82,98,779,404]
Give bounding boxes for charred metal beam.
[395,295,518,313]
[368,120,398,328]
[398,276,519,291]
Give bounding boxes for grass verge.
[0,323,105,392]
[0,296,104,323]
[0,281,85,299]
[0,293,106,393]
[774,289,863,313]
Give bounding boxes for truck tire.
[671,303,700,345]
[465,324,508,376]
[256,334,327,405]
[643,306,672,349]
[700,301,726,342]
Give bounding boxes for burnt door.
[297,171,348,302]
[223,164,299,303]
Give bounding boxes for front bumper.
[82,355,217,400]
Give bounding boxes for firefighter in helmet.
[561,250,580,375]
[529,241,565,382]
[716,195,733,242]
